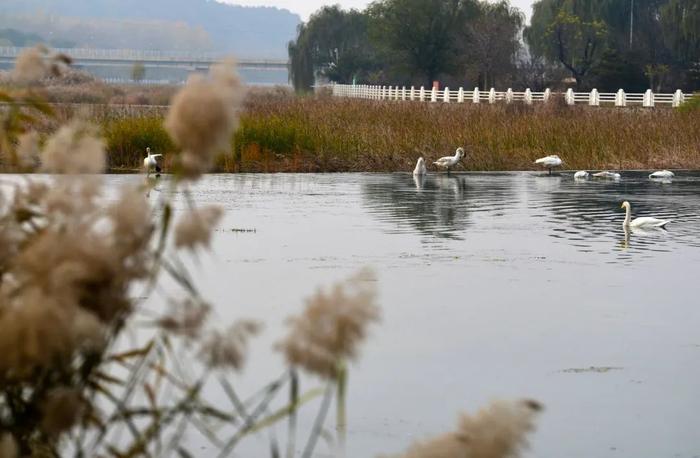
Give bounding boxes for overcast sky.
[223,0,536,22]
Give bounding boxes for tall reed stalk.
[88,95,700,173]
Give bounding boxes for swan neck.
[624,205,631,226]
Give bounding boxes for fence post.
[589,88,600,106]
[506,88,514,104]
[524,88,533,105]
[565,88,575,105]
[615,89,626,107]
[458,87,465,103]
[419,86,425,102]
[410,86,415,101]
[543,88,551,103]
[431,86,437,102]
[643,89,654,107]
[443,87,450,103]
[488,88,496,104]
[402,86,406,101]
[472,87,480,104]
[672,89,684,108]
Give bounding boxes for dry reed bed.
[232,95,700,172]
[21,93,700,173]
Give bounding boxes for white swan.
[534,154,562,175]
[592,171,621,180]
[433,147,465,172]
[621,201,670,229]
[649,170,674,179]
[143,147,162,175]
[413,157,427,176]
[574,170,589,179]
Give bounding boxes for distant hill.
[0,0,300,59]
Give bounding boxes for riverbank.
[34,91,700,172]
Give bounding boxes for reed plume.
[174,205,224,251]
[165,60,245,178]
[277,268,380,379]
[385,399,543,458]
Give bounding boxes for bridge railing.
[330,84,694,108]
[0,46,288,66]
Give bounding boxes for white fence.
[331,84,694,108]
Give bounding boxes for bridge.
[0,46,289,84]
[0,46,288,72]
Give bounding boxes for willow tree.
[525,0,608,87]
[661,0,700,65]
[462,1,524,89]
[288,6,376,92]
[367,0,469,86]
[288,24,314,92]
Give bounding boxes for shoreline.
[8,92,700,173]
[102,168,700,175]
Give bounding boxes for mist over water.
[119,172,700,457]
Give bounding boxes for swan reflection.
[412,173,425,190]
[622,224,669,249]
[363,174,472,239]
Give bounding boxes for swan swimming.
[574,170,589,179]
[433,147,465,172]
[534,155,562,175]
[413,157,427,175]
[143,147,163,176]
[621,201,670,229]
[649,170,674,179]
[592,171,621,180]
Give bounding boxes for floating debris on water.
[561,366,623,374]
[219,228,257,233]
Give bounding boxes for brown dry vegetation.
[101,93,700,173]
[3,76,699,172]
[229,93,700,172]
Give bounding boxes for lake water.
[121,172,700,457]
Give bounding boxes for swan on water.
[574,170,589,179]
[534,155,562,175]
[649,170,674,179]
[621,201,670,229]
[413,157,427,176]
[592,171,621,180]
[433,147,465,172]
[143,147,163,175]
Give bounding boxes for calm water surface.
[122,172,699,457]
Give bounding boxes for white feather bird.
[433,147,465,172]
[143,147,163,175]
[592,171,621,180]
[621,201,670,229]
[574,170,589,179]
[413,157,427,175]
[649,170,674,179]
[534,154,562,175]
